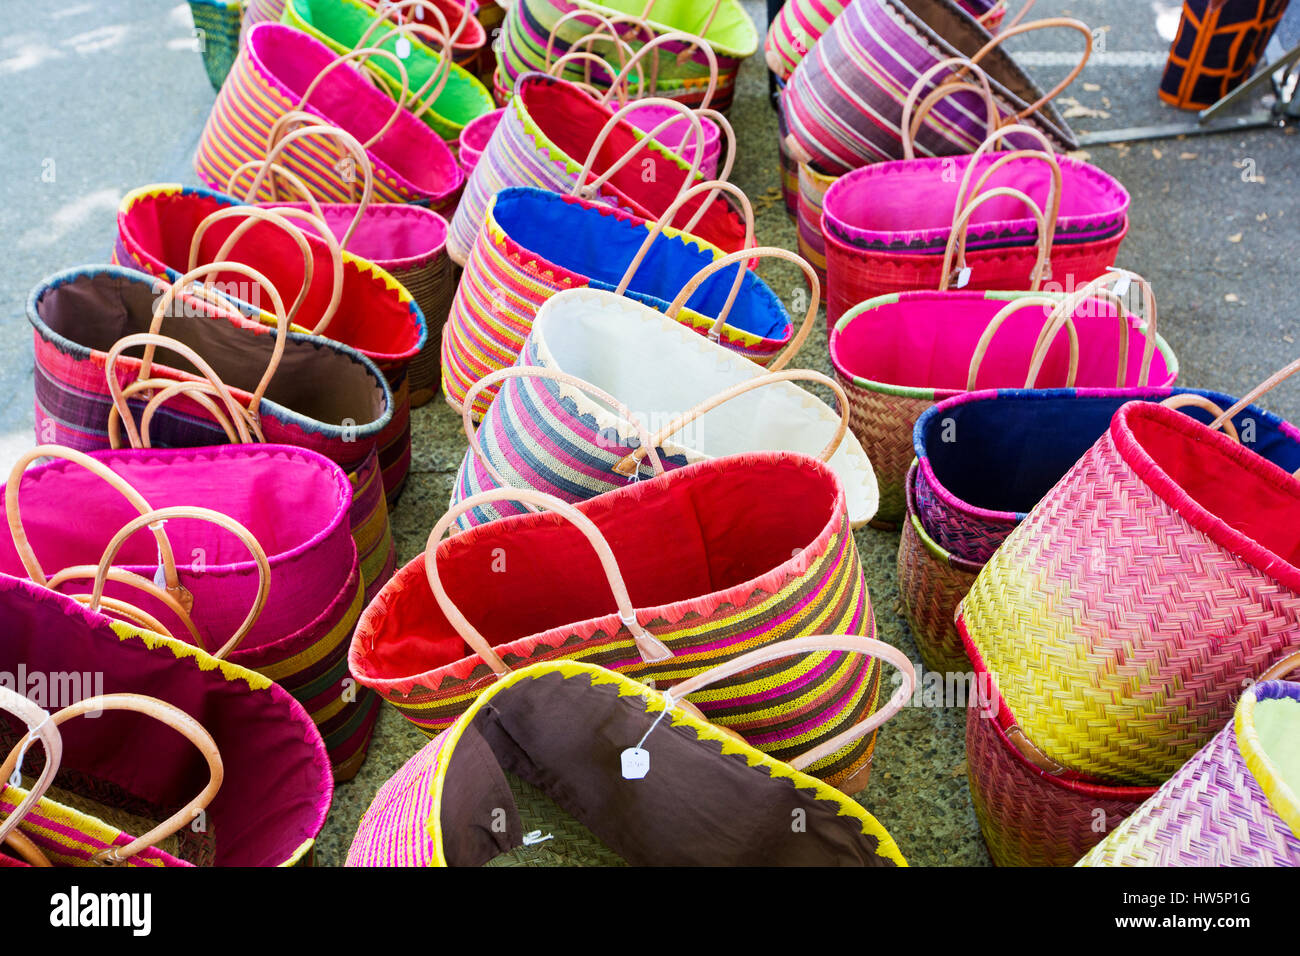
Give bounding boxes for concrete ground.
[0,0,1296,866]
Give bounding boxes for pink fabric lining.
[830,292,1177,395]
[262,202,448,271]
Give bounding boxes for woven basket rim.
[904,461,985,572]
[1237,679,1300,839]
[1113,401,1300,596]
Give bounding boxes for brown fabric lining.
[38,272,386,426]
[439,671,895,866]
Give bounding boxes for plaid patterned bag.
[351,458,887,791]
[347,638,914,866]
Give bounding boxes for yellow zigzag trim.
[425,659,907,867]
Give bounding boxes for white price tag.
[954,266,972,290]
[395,36,412,59]
[620,747,650,779]
[414,6,424,19]
[1111,275,1132,299]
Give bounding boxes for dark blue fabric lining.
[495,188,787,340]
[917,387,1300,514]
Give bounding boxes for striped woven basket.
[913,386,1300,564]
[1079,674,1300,866]
[782,0,1081,176]
[350,454,886,791]
[445,71,748,265]
[764,0,1007,80]
[441,187,799,419]
[449,285,878,529]
[113,187,427,505]
[898,463,982,675]
[189,0,244,91]
[795,160,837,287]
[775,79,798,218]
[496,0,758,114]
[347,644,912,866]
[27,265,399,611]
[965,681,1156,867]
[831,280,1180,526]
[959,384,1300,785]
[280,0,496,143]
[194,23,464,212]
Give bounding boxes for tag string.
[9,714,52,789]
[635,689,675,750]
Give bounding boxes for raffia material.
[960,401,1300,784]
[965,700,1154,867]
[1079,679,1300,866]
[898,465,981,674]
[836,381,933,527]
[189,0,243,91]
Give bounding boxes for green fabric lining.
[1255,697,1300,796]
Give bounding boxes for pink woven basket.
[959,362,1300,784]
[829,275,1179,525]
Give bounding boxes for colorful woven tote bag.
[496,0,759,114]
[280,0,495,143]
[822,124,1130,319]
[189,0,245,91]
[831,273,1179,524]
[782,2,1083,175]
[194,22,464,211]
[1079,671,1300,866]
[764,0,1009,80]
[219,119,456,408]
[1160,0,1291,109]
[897,462,983,675]
[446,71,748,264]
[0,576,331,866]
[449,285,879,529]
[903,388,1300,674]
[351,459,885,790]
[964,655,1158,867]
[1,445,379,780]
[442,185,803,418]
[958,358,1300,785]
[346,637,913,866]
[913,386,1300,564]
[27,265,399,608]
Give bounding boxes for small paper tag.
[395,36,412,59]
[154,563,168,590]
[620,747,650,780]
[414,5,424,19]
[954,266,972,290]
[1111,275,1132,299]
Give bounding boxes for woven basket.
[959,388,1300,784]
[782,0,1081,175]
[189,0,244,91]
[347,647,912,866]
[831,279,1179,526]
[1079,673,1300,866]
[913,385,1300,564]
[796,160,836,288]
[965,689,1155,867]
[898,463,982,675]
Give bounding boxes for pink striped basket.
[194,22,464,212]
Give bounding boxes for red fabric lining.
[121,191,420,362]
[358,457,837,677]
[518,76,748,255]
[1115,402,1300,589]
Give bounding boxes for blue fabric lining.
[494,188,787,340]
